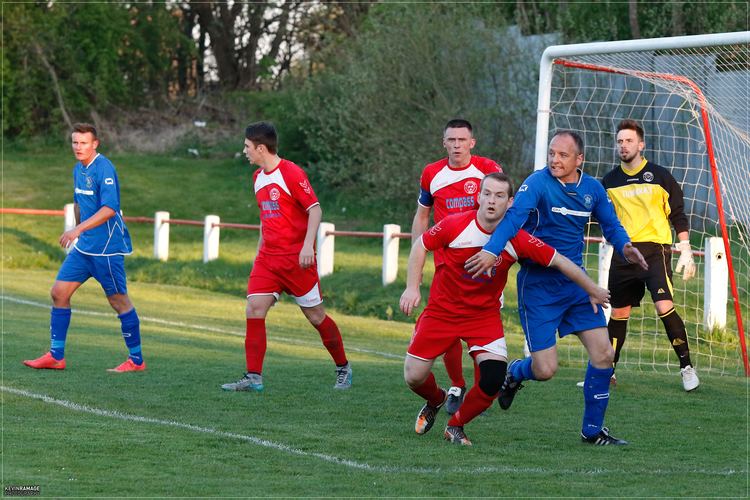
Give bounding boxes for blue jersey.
[484,167,629,273]
[72,153,132,256]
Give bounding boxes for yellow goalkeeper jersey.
[601,158,689,244]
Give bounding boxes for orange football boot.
[23,352,66,370]
[107,358,146,373]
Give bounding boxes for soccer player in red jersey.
[400,173,610,445]
[222,122,351,392]
[411,119,503,415]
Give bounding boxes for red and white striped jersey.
[253,159,320,256]
[421,210,555,319]
[418,155,502,223]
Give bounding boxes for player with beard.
[601,119,699,391]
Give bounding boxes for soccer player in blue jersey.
[23,123,145,373]
[465,130,647,445]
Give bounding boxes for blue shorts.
[517,267,606,352]
[56,248,129,296]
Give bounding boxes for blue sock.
[581,362,613,438]
[50,307,72,360]
[118,309,143,365]
[511,356,536,382]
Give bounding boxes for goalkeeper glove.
[675,240,696,280]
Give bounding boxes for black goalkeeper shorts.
[608,242,674,308]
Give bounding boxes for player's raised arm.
[465,175,538,278]
[400,238,429,316]
[549,252,610,312]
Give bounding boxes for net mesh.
[546,40,749,376]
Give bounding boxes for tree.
[502,1,746,42]
[294,4,543,220]
[3,2,193,137]
[186,1,304,90]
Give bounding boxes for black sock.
[659,308,692,368]
[608,317,628,369]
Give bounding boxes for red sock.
[411,372,445,407]
[315,315,348,366]
[443,339,466,388]
[448,384,495,427]
[245,318,267,373]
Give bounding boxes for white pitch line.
[1,295,403,360]
[2,386,743,477]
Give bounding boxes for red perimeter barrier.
[0,207,702,254]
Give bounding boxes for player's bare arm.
[464,249,497,278]
[399,240,428,316]
[411,205,431,240]
[300,204,322,269]
[59,205,115,249]
[622,242,649,271]
[549,252,611,312]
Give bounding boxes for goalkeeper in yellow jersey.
[601,119,699,391]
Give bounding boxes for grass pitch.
[3,270,747,497]
[3,147,748,496]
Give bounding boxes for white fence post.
[203,215,220,263]
[317,222,335,277]
[598,241,613,322]
[382,224,401,286]
[154,211,170,261]
[63,203,76,254]
[704,237,728,330]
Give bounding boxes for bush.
[293,4,544,222]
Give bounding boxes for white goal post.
[534,31,750,376]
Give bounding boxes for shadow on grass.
[4,227,64,263]
[126,256,413,323]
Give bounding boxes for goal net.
[536,32,749,376]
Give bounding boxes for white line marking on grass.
[2,385,437,474]
[1,295,402,360]
[2,386,743,477]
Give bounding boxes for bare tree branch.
[32,41,73,129]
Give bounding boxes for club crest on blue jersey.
[85,176,93,188]
[584,194,593,209]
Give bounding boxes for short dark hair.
[245,121,278,154]
[616,119,645,141]
[480,171,514,197]
[72,123,98,140]
[444,119,473,134]
[551,129,584,155]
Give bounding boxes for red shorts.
[407,311,507,361]
[247,251,322,307]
